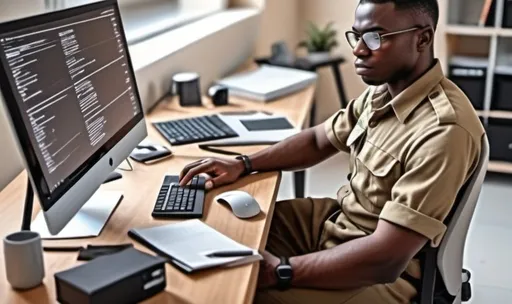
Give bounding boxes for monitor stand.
[22,177,123,239]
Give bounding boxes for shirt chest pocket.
[355,142,400,210]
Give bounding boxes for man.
[179,0,485,303]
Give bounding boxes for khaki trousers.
[254,198,416,304]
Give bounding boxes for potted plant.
[298,21,338,61]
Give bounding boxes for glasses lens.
[346,32,360,49]
[362,32,381,50]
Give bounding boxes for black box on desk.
[487,118,512,162]
[55,248,167,304]
[448,57,487,110]
[492,66,512,111]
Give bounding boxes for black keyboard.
[153,115,238,146]
[152,175,206,218]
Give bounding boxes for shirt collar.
[371,60,445,124]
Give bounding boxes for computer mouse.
[215,191,261,219]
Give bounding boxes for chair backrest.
[437,135,490,296]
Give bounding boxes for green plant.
[298,21,339,53]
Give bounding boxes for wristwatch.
[235,155,252,176]
[275,257,293,291]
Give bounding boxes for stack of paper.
[217,65,317,102]
[129,220,262,273]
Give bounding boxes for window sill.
[129,8,261,72]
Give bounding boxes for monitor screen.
[0,2,143,205]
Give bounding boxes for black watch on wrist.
[235,155,252,176]
[275,257,293,291]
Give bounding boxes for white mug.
[3,231,45,290]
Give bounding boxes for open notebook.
[128,220,262,273]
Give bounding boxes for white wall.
[300,0,365,124]
[254,0,300,57]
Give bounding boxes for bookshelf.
[441,0,512,174]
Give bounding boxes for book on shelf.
[479,0,496,27]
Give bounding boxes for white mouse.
[215,191,261,219]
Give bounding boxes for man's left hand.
[257,251,281,289]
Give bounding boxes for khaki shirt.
[322,60,485,250]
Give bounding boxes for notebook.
[217,65,317,102]
[128,220,262,273]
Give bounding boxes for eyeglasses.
[345,27,423,51]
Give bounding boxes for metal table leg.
[294,170,306,199]
[331,64,348,108]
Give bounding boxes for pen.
[43,246,84,252]
[206,250,254,258]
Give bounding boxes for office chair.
[414,135,490,304]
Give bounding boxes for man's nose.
[353,39,370,57]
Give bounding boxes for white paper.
[31,191,123,239]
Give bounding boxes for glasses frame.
[345,26,424,51]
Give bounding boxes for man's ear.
[417,27,434,52]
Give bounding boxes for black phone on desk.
[130,140,172,164]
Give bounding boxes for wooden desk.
[0,86,315,304]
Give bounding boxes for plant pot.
[307,52,331,62]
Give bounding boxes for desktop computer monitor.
[0,0,146,235]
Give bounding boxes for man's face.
[351,2,423,86]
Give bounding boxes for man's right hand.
[179,157,246,190]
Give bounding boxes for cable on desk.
[118,158,134,172]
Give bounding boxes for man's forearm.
[289,235,406,290]
[249,126,338,173]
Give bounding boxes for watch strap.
[235,155,252,176]
[280,256,288,265]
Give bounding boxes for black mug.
[172,72,202,107]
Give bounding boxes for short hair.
[359,0,439,29]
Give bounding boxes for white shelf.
[488,161,512,174]
[481,110,512,119]
[445,0,512,174]
[445,25,512,37]
[445,25,496,36]
[497,28,512,37]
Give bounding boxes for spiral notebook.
[128,220,262,273]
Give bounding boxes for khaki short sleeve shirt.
[322,61,485,248]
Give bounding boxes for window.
[118,0,229,45]
[0,0,228,45]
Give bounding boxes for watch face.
[277,265,293,279]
